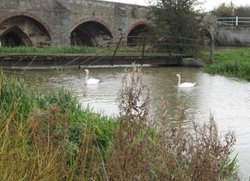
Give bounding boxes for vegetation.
[0,45,141,55]
[235,6,250,17]
[0,72,115,180]
[0,67,238,180]
[212,2,250,17]
[204,48,250,81]
[148,0,202,52]
[211,2,235,17]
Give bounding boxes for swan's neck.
[177,76,181,86]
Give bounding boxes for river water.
[11,66,250,180]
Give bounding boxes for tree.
[148,0,202,53]
[235,6,250,17]
[211,2,235,17]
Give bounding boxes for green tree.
[235,6,250,17]
[149,0,202,53]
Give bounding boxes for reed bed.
[0,68,238,180]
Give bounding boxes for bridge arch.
[0,26,32,47]
[127,20,150,46]
[0,12,51,47]
[71,17,113,47]
[200,28,213,45]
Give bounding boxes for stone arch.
[71,17,113,47]
[0,12,51,36]
[127,20,150,46]
[200,28,213,45]
[0,26,32,47]
[0,13,51,47]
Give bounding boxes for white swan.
[85,69,100,84]
[176,74,196,88]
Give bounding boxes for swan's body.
[176,74,196,88]
[85,69,100,84]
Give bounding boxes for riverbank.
[204,47,250,81]
[0,68,238,180]
[0,46,203,68]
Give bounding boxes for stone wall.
[216,26,250,46]
[0,0,149,46]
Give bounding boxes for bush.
[105,67,238,180]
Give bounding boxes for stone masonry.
[0,0,149,47]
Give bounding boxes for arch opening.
[200,29,213,45]
[0,26,32,47]
[127,24,149,46]
[71,21,113,47]
[0,15,51,47]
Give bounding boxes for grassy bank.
[0,68,238,180]
[204,48,250,81]
[0,46,140,55]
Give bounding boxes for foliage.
[0,46,98,54]
[212,2,250,17]
[0,73,33,121]
[211,2,235,17]
[203,48,250,81]
[148,0,202,53]
[0,73,114,180]
[0,45,142,55]
[235,6,250,17]
[105,67,238,180]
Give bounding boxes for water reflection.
[5,67,250,180]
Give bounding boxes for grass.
[0,67,239,180]
[203,47,250,81]
[0,46,141,55]
[0,71,116,179]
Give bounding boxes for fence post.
[112,36,123,66]
[210,40,215,63]
[78,60,81,69]
[236,16,239,26]
[141,36,146,65]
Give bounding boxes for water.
[8,67,250,180]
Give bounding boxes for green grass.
[203,48,250,81]
[0,72,115,159]
[0,46,99,54]
[0,46,141,55]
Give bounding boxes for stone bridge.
[2,0,245,49]
[0,0,149,47]
[200,15,250,46]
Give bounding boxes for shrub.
[105,67,238,181]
